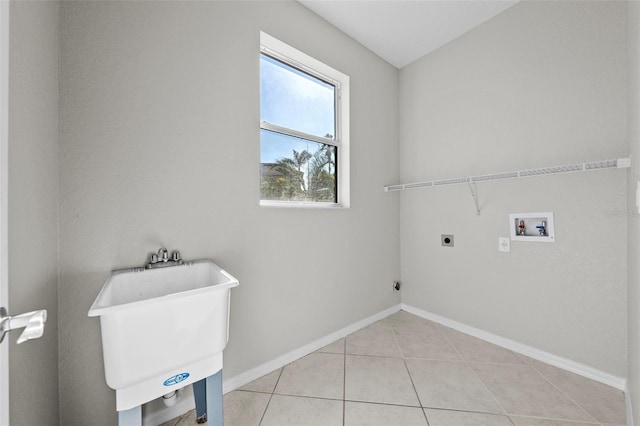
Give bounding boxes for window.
[260,32,350,207]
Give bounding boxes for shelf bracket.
[468,183,480,216]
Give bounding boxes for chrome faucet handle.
[158,248,169,262]
[146,248,183,269]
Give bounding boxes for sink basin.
[88,259,239,410]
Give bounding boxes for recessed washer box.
[509,212,555,242]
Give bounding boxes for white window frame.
[259,31,350,208]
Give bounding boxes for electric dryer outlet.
[441,234,454,247]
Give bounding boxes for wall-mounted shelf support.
[468,183,480,216]
[384,157,631,193]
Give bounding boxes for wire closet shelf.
[383,157,631,192]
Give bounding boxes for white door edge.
[0,0,10,424]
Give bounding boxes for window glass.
[260,54,335,139]
[260,130,336,203]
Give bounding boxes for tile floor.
[162,311,626,426]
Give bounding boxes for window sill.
[259,200,348,209]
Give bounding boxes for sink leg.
[193,370,223,425]
[206,369,224,426]
[193,378,207,423]
[117,405,141,426]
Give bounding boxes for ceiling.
[299,0,520,69]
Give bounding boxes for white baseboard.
[401,303,627,391]
[143,303,402,425]
[223,303,402,393]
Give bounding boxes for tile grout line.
[268,392,345,403]
[507,413,601,425]
[390,325,406,359]
[525,361,601,425]
[463,359,511,418]
[257,367,284,426]
[507,350,605,424]
[344,398,421,409]
[393,326,431,425]
[437,323,512,420]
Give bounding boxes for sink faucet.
[147,247,184,269]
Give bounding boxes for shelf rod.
[384,157,631,192]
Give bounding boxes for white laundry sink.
[88,259,239,411]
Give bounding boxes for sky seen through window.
[260,54,335,164]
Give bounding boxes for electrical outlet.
[441,234,454,247]
[498,237,511,253]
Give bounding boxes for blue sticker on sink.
[163,372,190,386]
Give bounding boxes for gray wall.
[628,1,640,423]
[58,1,399,424]
[8,1,59,424]
[399,1,627,377]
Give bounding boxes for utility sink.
[88,259,239,411]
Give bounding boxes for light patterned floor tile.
[425,408,514,426]
[441,327,525,365]
[406,359,502,413]
[345,401,428,426]
[509,416,598,425]
[240,368,282,393]
[275,352,344,399]
[223,390,271,426]
[345,355,420,406]
[159,311,626,426]
[260,395,343,426]
[527,359,626,425]
[317,338,345,354]
[395,328,461,360]
[470,363,594,422]
[346,324,402,357]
